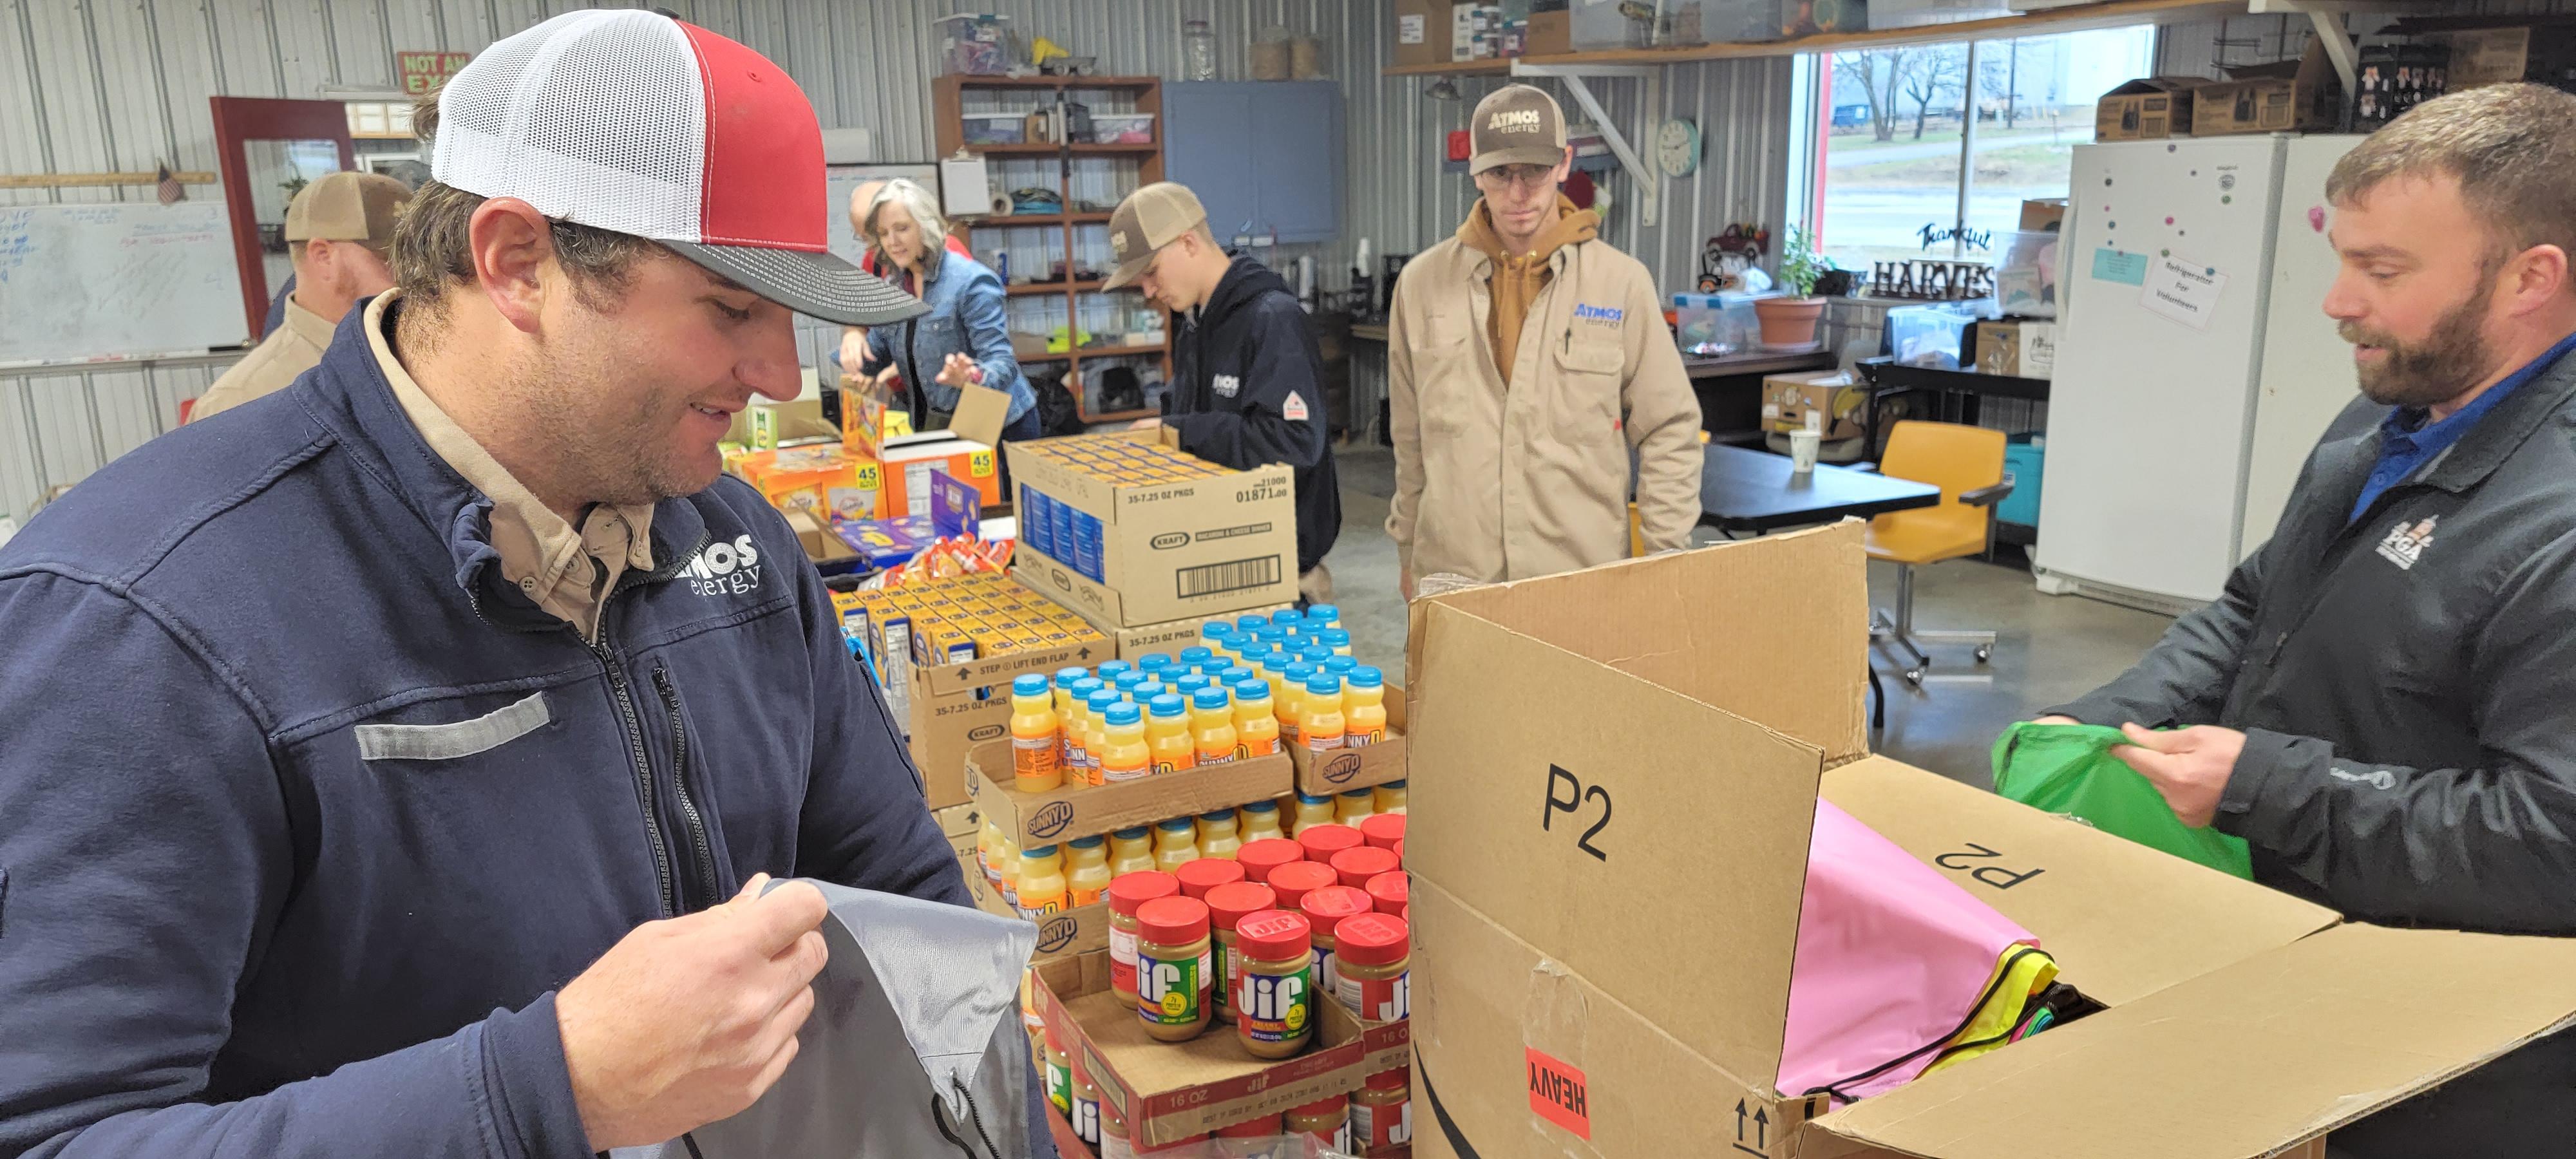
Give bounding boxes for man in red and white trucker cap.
[0,10,1051,1157]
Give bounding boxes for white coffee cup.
[1790,429,1822,473]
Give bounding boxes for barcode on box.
[1175,556,1282,599]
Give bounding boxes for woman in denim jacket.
[851,179,1043,441]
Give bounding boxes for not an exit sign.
[395,51,471,96]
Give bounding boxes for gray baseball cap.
[1470,84,1568,174]
[1101,182,1209,290]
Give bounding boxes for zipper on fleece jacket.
[654,664,723,910]
[595,638,679,918]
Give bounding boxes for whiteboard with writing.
[0,202,248,366]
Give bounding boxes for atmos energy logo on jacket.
[683,534,764,597]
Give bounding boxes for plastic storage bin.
[961,113,1027,145]
[1091,113,1155,144]
[1885,301,1987,369]
[936,14,1012,76]
[1672,291,1762,357]
[1998,432,2045,529]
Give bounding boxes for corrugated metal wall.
[1,0,1792,518]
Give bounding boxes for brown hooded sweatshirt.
[1459,194,1598,382]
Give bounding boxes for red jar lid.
[1366,869,1408,914]
[1329,845,1400,889]
[1265,860,1337,910]
[1203,881,1277,931]
[1234,909,1313,960]
[1365,1065,1409,1092]
[1394,838,1404,865]
[1334,912,1408,966]
[1300,884,1372,927]
[1236,838,1305,883]
[1291,1093,1349,1117]
[1215,1114,1283,1137]
[1107,871,1180,916]
[1175,857,1245,898]
[1296,823,1364,861]
[1360,813,1406,851]
[1135,896,1209,944]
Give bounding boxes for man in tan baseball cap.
[189,170,410,423]
[1103,181,1341,599]
[1384,83,1701,594]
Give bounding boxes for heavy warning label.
[1526,1046,1591,1140]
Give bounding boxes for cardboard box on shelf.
[1393,0,1456,66]
[1038,951,1411,1147]
[882,435,1001,518]
[2443,25,2576,90]
[1761,372,1869,440]
[1289,686,1409,796]
[2195,42,2340,137]
[1008,429,1299,628]
[961,845,1104,961]
[1401,522,2576,1159]
[1524,8,1570,54]
[2094,76,2207,141]
[1975,320,2056,379]
[966,738,1293,849]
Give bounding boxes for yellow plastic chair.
[1867,420,2013,685]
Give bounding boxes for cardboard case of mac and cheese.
[1401,522,2576,1159]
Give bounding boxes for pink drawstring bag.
[1776,800,2040,1104]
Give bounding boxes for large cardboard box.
[1974,319,2055,379]
[2095,76,2207,141]
[1402,523,2576,1159]
[2445,25,2576,91]
[967,738,1293,849]
[1007,429,1299,627]
[1054,599,1293,661]
[732,444,884,523]
[881,434,1001,518]
[1524,8,1571,54]
[1394,0,1456,66]
[1761,371,1868,440]
[1038,951,1412,1147]
[2195,43,2340,136]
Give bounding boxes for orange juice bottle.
[1099,702,1150,784]
[1276,663,1316,747]
[1084,689,1122,787]
[1345,666,1388,747]
[1240,798,1287,843]
[1010,675,1062,792]
[1335,787,1375,825]
[1300,673,1345,757]
[1191,686,1239,766]
[1233,679,1281,759]
[1147,693,1197,777]
[1053,666,1089,767]
[1108,825,1159,877]
[1065,677,1104,787]
[1066,835,1113,906]
[1197,807,1244,860]
[1291,791,1338,836]
[978,814,1007,890]
[1018,843,1068,917]
[1153,816,1202,872]
[997,826,1023,910]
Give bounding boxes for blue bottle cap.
[1236,614,1270,632]
[1323,656,1358,675]
[1175,674,1211,696]
[1299,645,1333,665]
[1382,779,1406,790]
[1242,799,1280,814]
[1220,665,1256,686]
[1180,646,1213,666]
[1200,807,1237,822]
[1297,791,1334,805]
[1012,674,1050,697]
[1054,666,1090,687]
[1321,628,1351,648]
[1137,652,1173,671]
[1097,660,1132,681]
[1133,681,1167,702]
[1024,843,1058,858]
[1234,679,1271,701]
[1338,788,1371,800]
[1283,663,1315,682]
[1307,603,1340,623]
[1305,674,1341,696]
[1088,688,1122,711]
[1348,666,1384,689]
[1193,686,1232,711]
[1157,816,1196,833]
[1114,825,1150,839]
[1271,609,1305,627]
[1068,834,1106,849]
[1148,693,1188,717]
[1104,702,1142,726]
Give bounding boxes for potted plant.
[1756,225,1831,350]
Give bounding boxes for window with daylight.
[1794,26,2157,272]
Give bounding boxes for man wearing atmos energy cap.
[0,11,1048,1156]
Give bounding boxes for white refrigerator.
[2033,135,2364,611]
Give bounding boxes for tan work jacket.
[1385,234,1703,584]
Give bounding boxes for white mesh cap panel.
[430,10,706,243]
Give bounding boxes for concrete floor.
[1321,446,2176,787]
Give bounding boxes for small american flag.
[155,162,184,205]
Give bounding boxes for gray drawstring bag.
[622,880,1042,1159]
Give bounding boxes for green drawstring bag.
[1989,721,2253,879]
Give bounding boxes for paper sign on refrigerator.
[2141,256,2228,330]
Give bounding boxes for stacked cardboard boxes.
[1009,429,1300,633]
[1403,523,2576,1158]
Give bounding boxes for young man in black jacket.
[1101,182,1341,601]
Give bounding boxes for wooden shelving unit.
[934,73,1171,424]
[1381,0,2236,75]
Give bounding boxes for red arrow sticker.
[1526,1047,1591,1140]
